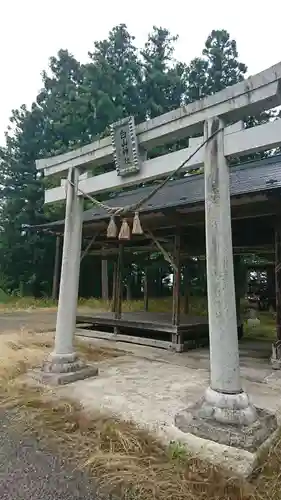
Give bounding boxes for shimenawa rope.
[68,126,223,239]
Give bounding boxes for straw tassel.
[118,218,130,240]
[132,211,143,235]
[107,216,118,238]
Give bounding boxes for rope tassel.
[107,216,118,238]
[132,211,143,235]
[118,218,130,240]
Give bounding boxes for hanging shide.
[132,211,143,235]
[118,218,130,240]
[107,216,118,238]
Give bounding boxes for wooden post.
[112,260,117,313]
[52,235,61,300]
[144,267,149,312]
[126,259,132,301]
[267,264,275,311]
[158,266,163,296]
[271,225,281,368]
[275,227,281,340]
[101,258,109,301]
[183,263,189,315]
[126,280,132,301]
[126,276,132,301]
[172,230,181,326]
[115,244,123,320]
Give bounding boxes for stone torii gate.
[36,62,281,450]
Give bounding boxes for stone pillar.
[204,119,241,395]
[37,167,98,384]
[175,118,276,450]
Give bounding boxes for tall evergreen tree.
[186,29,247,102]
[0,104,53,294]
[36,49,90,152]
[86,24,144,134]
[0,50,87,293]
[0,25,260,297]
[141,26,187,118]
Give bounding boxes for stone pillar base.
[271,340,281,370]
[31,352,98,386]
[175,387,277,452]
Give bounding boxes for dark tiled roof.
[43,154,281,228]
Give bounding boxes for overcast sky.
[1,0,281,145]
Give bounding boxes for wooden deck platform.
[76,311,209,352]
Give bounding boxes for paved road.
[0,307,94,334]
[0,310,57,334]
[0,412,98,500]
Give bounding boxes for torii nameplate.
[111,116,140,177]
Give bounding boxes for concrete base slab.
[33,334,280,477]
[175,402,277,452]
[30,365,98,386]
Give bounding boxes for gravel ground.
[0,411,98,500]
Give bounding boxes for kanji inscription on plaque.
[111,116,140,177]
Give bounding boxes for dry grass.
[0,329,281,499]
[0,295,208,316]
[0,330,123,400]
[80,295,209,316]
[3,386,249,500]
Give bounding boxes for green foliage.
[0,26,254,297]
[186,29,247,102]
[87,24,144,131]
[141,26,187,118]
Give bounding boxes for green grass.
[244,311,276,341]
[0,296,58,311]
[0,287,9,302]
